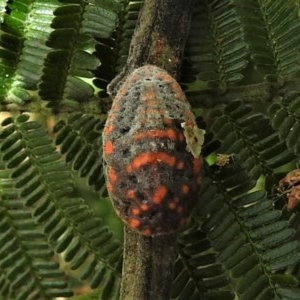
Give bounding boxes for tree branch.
[121,228,177,300]
[118,0,196,299]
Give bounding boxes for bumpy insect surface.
[103,65,204,236]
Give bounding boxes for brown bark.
[119,0,196,299]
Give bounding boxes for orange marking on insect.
[178,133,185,142]
[142,228,152,236]
[142,90,156,100]
[140,204,149,211]
[133,129,178,141]
[138,108,162,117]
[163,118,174,126]
[181,184,189,195]
[108,167,118,183]
[176,161,184,169]
[103,124,114,134]
[126,152,176,172]
[128,219,140,229]
[168,201,177,210]
[106,182,113,193]
[170,82,185,101]
[152,185,168,204]
[193,158,202,175]
[126,189,135,199]
[177,206,183,213]
[103,141,114,155]
[131,208,140,216]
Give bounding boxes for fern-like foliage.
[173,221,234,300]
[2,0,300,299]
[234,0,300,81]
[40,0,119,106]
[268,91,300,162]
[181,0,249,88]
[174,162,300,300]
[208,101,295,180]
[0,156,73,300]
[53,113,107,194]
[95,0,142,93]
[0,0,119,106]
[0,114,122,299]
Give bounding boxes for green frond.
[172,222,234,300]
[181,0,249,88]
[94,0,142,93]
[39,1,119,106]
[0,115,122,298]
[191,162,300,299]
[53,113,106,193]
[235,0,300,81]
[0,155,73,299]
[268,91,300,162]
[208,101,295,180]
[0,1,6,24]
[0,1,119,107]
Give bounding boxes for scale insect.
[103,65,205,236]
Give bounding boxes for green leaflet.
[0,115,122,300]
[174,161,300,300]
[209,100,295,180]
[53,113,106,192]
[268,92,300,162]
[182,0,249,87]
[235,0,300,80]
[0,0,119,106]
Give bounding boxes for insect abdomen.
[103,65,203,236]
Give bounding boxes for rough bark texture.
[121,228,177,300]
[108,0,196,96]
[127,0,196,76]
[119,0,196,299]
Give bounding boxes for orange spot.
[152,185,168,204]
[128,219,140,229]
[178,133,185,142]
[140,204,149,211]
[132,208,140,216]
[106,182,113,193]
[177,206,183,213]
[184,110,194,121]
[103,124,114,134]
[193,158,202,175]
[142,90,156,100]
[176,161,184,169]
[181,184,189,194]
[108,167,118,183]
[163,118,174,126]
[170,82,185,101]
[142,228,152,236]
[133,129,178,141]
[126,189,135,199]
[103,141,114,155]
[168,201,177,210]
[127,152,176,172]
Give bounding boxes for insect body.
[278,169,300,211]
[103,65,204,236]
